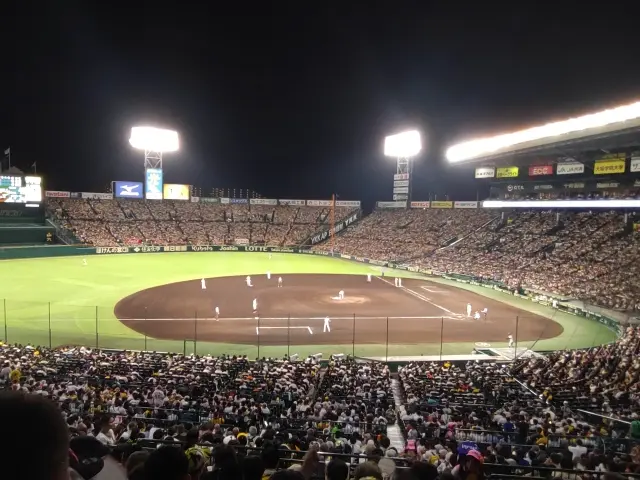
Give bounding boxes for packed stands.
[319,207,640,312]
[46,198,358,248]
[3,336,640,479]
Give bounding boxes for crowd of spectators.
[2,336,640,479]
[46,198,357,248]
[316,208,640,312]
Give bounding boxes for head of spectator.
[144,446,190,480]
[241,455,265,480]
[354,461,383,480]
[0,392,70,480]
[326,458,349,480]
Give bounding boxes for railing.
[111,441,640,480]
[0,299,562,360]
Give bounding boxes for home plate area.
[115,273,563,346]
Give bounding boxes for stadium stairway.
[387,378,405,451]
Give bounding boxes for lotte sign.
[529,165,553,176]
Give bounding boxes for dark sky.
[2,1,640,208]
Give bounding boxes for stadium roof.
[446,101,640,164]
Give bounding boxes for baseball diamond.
[115,273,563,346]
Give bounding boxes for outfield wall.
[0,243,626,337]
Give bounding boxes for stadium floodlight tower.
[129,126,180,170]
[384,130,422,202]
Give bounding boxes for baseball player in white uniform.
[278,277,283,287]
[367,273,372,283]
[394,277,399,287]
[338,290,344,300]
[398,277,402,287]
[82,258,88,266]
[201,278,206,290]
[268,253,272,260]
[507,334,514,348]
[267,271,271,280]
[466,303,472,317]
[474,311,481,321]
[215,306,220,320]
[481,307,488,320]
[246,276,253,287]
[323,316,331,333]
[252,298,258,313]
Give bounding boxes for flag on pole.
[3,148,9,156]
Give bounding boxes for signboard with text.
[528,165,553,176]
[145,168,163,200]
[496,167,519,178]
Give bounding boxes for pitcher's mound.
[328,295,369,304]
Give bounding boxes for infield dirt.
[115,274,563,346]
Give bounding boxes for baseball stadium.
[2,101,640,476]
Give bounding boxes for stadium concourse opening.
[114,274,562,346]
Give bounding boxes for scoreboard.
[0,176,42,204]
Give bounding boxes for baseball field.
[0,252,616,358]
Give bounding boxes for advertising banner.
[596,181,621,189]
[563,182,586,190]
[630,153,640,172]
[594,159,625,175]
[528,165,553,176]
[430,201,453,208]
[410,201,429,208]
[69,192,81,198]
[496,167,519,178]
[394,173,410,181]
[114,181,143,199]
[230,198,248,204]
[145,168,163,200]
[635,179,640,188]
[474,167,495,179]
[278,199,305,206]
[191,196,200,203]
[393,194,408,201]
[250,198,278,205]
[81,192,113,200]
[377,201,406,208]
[532,184,556,191]
[163,184,190,200]
[200,197,220,204]
[310,212,360,245]
[335,200,361,207]
[454,201,478,209]
[306,199,333,207]
[220,198,230,204]
[556,162,584,175]
[506,184,526,193]
[393,186,409,194]
[45,191,70,198]
[393,180,409,187]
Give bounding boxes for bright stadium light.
[384,130,422,203]
[483,199,640,209]
[446,100,640,163]
[129,126,179,169]
[384,130,422,158]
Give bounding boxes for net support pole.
[48,302,52,349]
[385,317,389,362]
[194,310,198,356]
[352,313,356,358]
[287,314,290,358]
[95,306,99,349]
[439,317,444,361]
[514,315,519,360]
[257,317,261,359]
[3,299,6,343]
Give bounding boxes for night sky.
[2,2,640,208]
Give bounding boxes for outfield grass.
[0,253,616,358]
